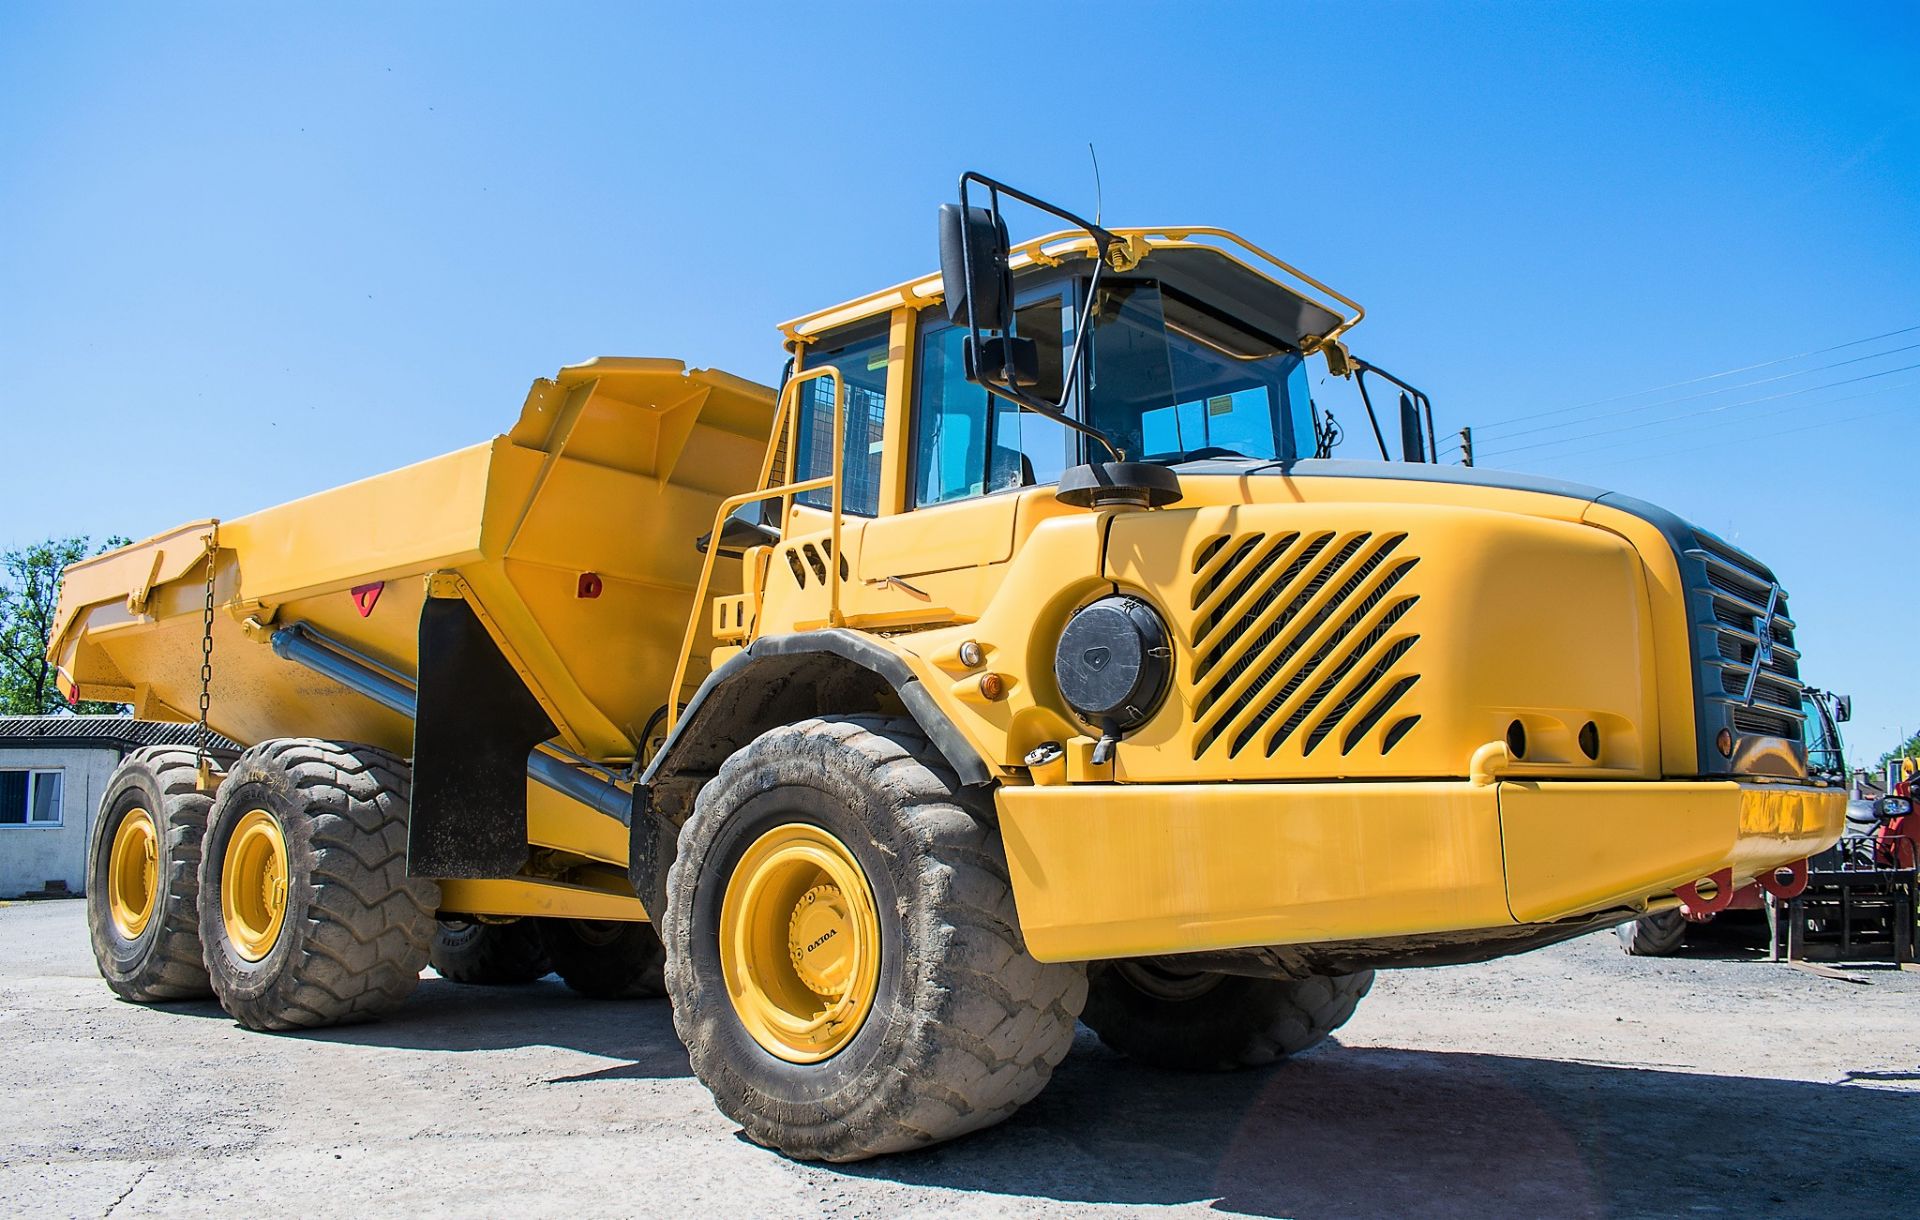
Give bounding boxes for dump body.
[51,358,775,871]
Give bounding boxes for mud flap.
[411,598,556,879]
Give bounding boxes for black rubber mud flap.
[411,598,556,879]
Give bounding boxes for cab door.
[846,292,1078,627]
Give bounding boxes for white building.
[0,717,238,899]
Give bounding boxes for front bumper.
[996,779,1847,963]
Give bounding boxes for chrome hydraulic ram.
[267,621,633,824]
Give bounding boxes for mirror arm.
[1351,357,1437,463]
[1350,366,1392,461]
[957,171,1126,464]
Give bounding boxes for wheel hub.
[719,823,880,1064]
[788,883,855,996]
[222,809,289,962]
[108,807,159,939]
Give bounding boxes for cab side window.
[793,324,888,516]
[913,297,1068,508]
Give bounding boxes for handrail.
[665,366,846,735]
[779,226,1365,348]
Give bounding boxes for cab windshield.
[1083,278,1317,464]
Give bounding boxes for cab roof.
[778,227,1366,355]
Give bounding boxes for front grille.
[1684,530,1804,746]
[1187,529,1422,761]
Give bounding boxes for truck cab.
[648,192,1844,972]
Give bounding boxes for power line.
[1514,376,1917,467]
[1477,361,1920,459]
[1564,397,1915,479]
[1477,340,1920,443]
[1470,323,1920,436]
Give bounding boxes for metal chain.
[196,524,218,789]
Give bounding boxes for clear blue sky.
[2,4,1915,761]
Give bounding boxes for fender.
[642,629,993,792]
[628,630,994,918]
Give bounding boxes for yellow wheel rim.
[107,807,159,939]
[719,823,881,1063]
[222,809,289,962]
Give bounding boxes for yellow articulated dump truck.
[52,173,1845,1161]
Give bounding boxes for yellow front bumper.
[996,779,1846,963]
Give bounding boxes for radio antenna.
[1088,142,1103,225]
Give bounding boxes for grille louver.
[1188,529,1422,761]
[1685,532,1803,742]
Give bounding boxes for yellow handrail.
[665,367,846,736]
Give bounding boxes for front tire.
[663,715,1087,1162]
[198,739,438,1031]
[86,747,215,1002]
[1082,961,1373,1071]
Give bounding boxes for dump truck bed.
[50,358,776,864]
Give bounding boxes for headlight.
[1053,595,1173,737]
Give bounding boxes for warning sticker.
[1208,395,1235,416]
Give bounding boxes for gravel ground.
[2,899,1915,1219]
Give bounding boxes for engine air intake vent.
[1187,529,1422,760]
[1684,531,1803,744]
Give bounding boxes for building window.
[0,769,63,827]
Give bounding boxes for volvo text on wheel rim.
[720,822,881,1063]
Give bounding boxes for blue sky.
[2,4,1915,761]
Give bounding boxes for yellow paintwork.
[436,876,652,922]
[50,359,776,920]
[998,779,1846,962]
[52,219,1844,965]
[719,823,881,1063]
[1498,780,1843,922]
[107,807,159,939]
[222,809,289,961]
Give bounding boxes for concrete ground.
[2,900,1915,1220]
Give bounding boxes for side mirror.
[939,204,1014,331]
[1398,391,1426,462]
[966,334,1040,391]
[1876,795,1913,819]
[1834,694,1852,722]
[695,504,781,557]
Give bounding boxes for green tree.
[0,535,131,715]
[1880,730,1920,771]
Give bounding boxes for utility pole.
[1458,426,1474,467]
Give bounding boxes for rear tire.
[431,918,551,985]
[1082,961,1373,1071]
[86,747,215,1002]
[542,920,666,998]
[198,739,438,1031]
[1617,910,1688,956]
[663,715,1087,1162]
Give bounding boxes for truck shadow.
[289,975,693,1079]
[212,977,1917,1216]
[833,1033,1918,1219]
